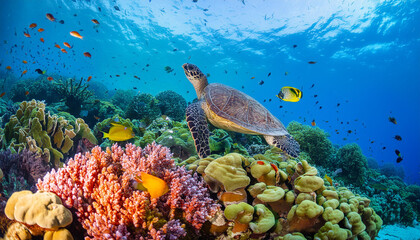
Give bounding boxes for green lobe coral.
[3,100,96,167]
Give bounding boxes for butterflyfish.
[102,123,134,141]
[276,86,302,102]
[133,172,169,198]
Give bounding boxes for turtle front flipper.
[264,135,300,158]
[186,101,211,158]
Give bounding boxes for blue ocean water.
[0,0,419,185]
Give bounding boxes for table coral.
[36,143,220,239]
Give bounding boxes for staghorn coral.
[156,90,187,122]
[36,143,220,239]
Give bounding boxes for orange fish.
[134,75,140,79]
[70,31,83,39]
[29,23,37,28]
[25,91,29,96]
[116,74,120,77]
[22,60,27,64]
[0,92,5,98]
[251,77,255,79]
[94,115,100,120]
[24,32,31,38]
[91,19,100,24]
[55,44,61,49]
[311,120,316,126]
[270,163,278,172]
[47,77,53,81]
[61,49,67,53]
[21,70,27,76]
[6,66,11,70]
[87,76,92,82]
[63,42,72,48]
[40,38,45,43]
[256,161,265,165]
[83,52,91,58]
[133,172,169,198]
[46,13,55,22]
[38,28,44,32]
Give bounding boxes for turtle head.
[183,63,208,99]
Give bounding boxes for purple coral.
[37,143,220,239]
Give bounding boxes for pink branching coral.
[36,143,220,240]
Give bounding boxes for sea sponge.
[5,190,73,230]
[249,204,275,234]
[277,232,306,240]
[224,202,254,233]
[204,153,250,192]
[314,221,352,240]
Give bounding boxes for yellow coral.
[44,229,74,240]
[204,153,250,192]
[5,191,73,230]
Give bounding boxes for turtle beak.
[182,63,196,73]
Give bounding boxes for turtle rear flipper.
[264,135,300,158]
[186,101,211,158]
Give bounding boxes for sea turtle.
[183,63,300,158]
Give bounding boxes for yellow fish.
[324,174,333,186]
[102,123,134,141]
[133,172,169,198]
[276,86,302,102]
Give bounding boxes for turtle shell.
[204,83,288,136]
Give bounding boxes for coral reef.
[10,76,62,104]
[2,100,97,167]
[334,143,368,186]
[36,143,220,239]
[183,149,382,239]
[0,149,50,196]
[126,93,161,124]
[4,190,73,239]
[287,121,335,166]
[156,90,187,122]
[111,89,136,112]
[53,77,94,116]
